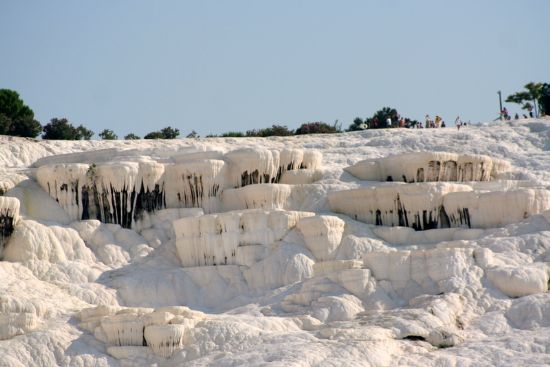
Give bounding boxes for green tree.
[76,125,94,140]
[246,124,294,137]
[268,124,294,136]
[220,131,245,137]
[160,126,180,139]
[9,117,43,137]
[99,129,118,140]
[506,82,545,116]
[347,117,368,131]
[144,126,180,139]
[0,89,42,137]
[0,113,10,135]
[540,83,550,116]
[295,122,340,135]
[124,133,140,140]
[143,131,165,139]
[42,118,92,140]
[349,107,413,130]
[372,107,398,128]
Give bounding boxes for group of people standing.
[424,114,467,130]
[500,106,534,121]
[370,114,468,130]
[423,114,446,129]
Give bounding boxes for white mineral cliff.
[0,120,549,366]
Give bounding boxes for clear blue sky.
[1,0,549,137]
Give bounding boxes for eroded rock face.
[144,324,186,358]
[296,215,345,261]
[329,183,550,230]
[486,264,549,298]
[222,184,293,211]
[345,152,510,183]
[0,196,19,256]
[0,312,38,341]
[79,305,205,358]
[174,209,314,267]
[328,183,470,230]
[4,128,550,366]
[0,286,50,341]
[100,314,146,347]
[363,248,479,301]
[35,148,322,228]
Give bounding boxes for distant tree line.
[3,83,549,141]
[0,88,182,140]
[506,82,550,117]
[207,122,342,138]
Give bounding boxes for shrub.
[220,131,245,137]
[98,129,118,140]
[76,125,94,140]
[295,121,340,135]
[246,124,294,137]
[186,130,199,138]
[144,126,180,139]
[42,118,92,140]
[124,133,140,140]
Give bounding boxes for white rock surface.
[296,215,345,261]
[345,152,510,182]
[486,263,548,298]
[0,120,550,366]
[329,183,550,229]
[174,209,313,267]
[144,324,186,358]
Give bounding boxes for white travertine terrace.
[296,215,345,261]
[0,312,38,341]
[443,188,550,228]
[345,152,511,182]
[328,183,471,230]
[35,148,322,228]
[79,305,205,358]
[100,313,146,347]
[0,171,27,196]
[363,248,477,301]
[329,183,550,229]
[164,159,226,213]
[174,209,314,267]
[144,324,186,358]
[221,184,293,211]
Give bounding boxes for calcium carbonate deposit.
[0,118,549,366]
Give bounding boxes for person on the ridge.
[502,107,509,120]
[527,104,534,118]
[455,116,462,131]
[435,115,442,128]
